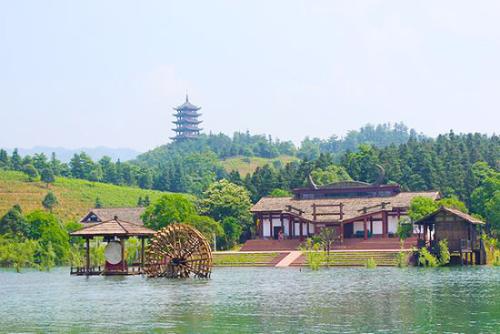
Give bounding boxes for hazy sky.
[1,1,499,151]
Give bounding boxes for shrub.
[418,247,439,267]
[396,251,409,268]
[365,257,377,269]
[438,239,451,266]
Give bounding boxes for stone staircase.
[291,250,403,267]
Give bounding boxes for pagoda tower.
[171,95,202,141]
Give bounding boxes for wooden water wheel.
[144,223,212,278]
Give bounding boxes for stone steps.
[292,251,405,267]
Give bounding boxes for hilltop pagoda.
[171,95,202,141]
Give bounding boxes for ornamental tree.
[142,194,197,230]
[200,179,253,228]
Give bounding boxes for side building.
[251,179,440,243]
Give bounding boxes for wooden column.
[288,217,292,239]
[424,225,428,244]
[363,218,368,240]
[280,214,284,236]
[140,237,145,273]
[85,237,90,274]
[299,221,303,238]
[340,222,344,244]
[269,215,273,239]
[120,237,126,273]
[382,211,388,238]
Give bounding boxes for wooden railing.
[357,202,391,214]
[312,203,344,221]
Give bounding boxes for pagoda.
[171,95,202,141]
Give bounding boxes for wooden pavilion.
[414,206,486,265]
[70,217,156,276]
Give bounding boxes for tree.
[95,197,103,208]
[396,217,413,250]
[11,149,22,171]
[26,211,70,264]
[437,196,468,213]
[0,149,9,169]
[319,227,336,264]
[23,164,39,181]
[310,165,352,186]
[137,196,144,207]
[408,197,439,222]
[187,215,224,247]
[200,180,253,232]
[143,195,151,207]
[269,188,292,197]
[0,205,30,239]
[42,191,58,212]
[40,168,55,187]
[142,194,197,230]
[220,217,243,250]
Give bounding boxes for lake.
[0,267,499,333]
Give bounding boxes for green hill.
[220,155,298,176]
[0,170,167,221]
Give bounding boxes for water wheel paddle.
[144,223,212,278]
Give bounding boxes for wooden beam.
[85,238,90,275]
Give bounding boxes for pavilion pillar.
[340,222,344,244]
[288,217,292,239]
[299,221,303,238]
[140,237,145,273]
[269,215,273,239]
[85,237,90,274]
[382,212,388,238]
[120,237,126,273]
[363,218,368,240]
[424,225,428,244]
[280,214,284,237]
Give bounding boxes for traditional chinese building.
[171,95,202,141]
[251,176,440,247]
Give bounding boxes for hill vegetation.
[0,170,165,221]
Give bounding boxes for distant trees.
[23,164,39,181]
[0,205,30,238]
[42,192,58,212]
[40,168,55,187]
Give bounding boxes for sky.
[0,1,499,152]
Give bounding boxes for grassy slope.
[220,155,297,176]
[0,170,167,221]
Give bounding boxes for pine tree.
[11,149,22,171]
[40,168,55,187]
[95,197,103,208]
[42,192,58,212]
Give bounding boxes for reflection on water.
[0,267,499,333]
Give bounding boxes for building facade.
[251,179,440,242]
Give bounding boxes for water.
[0,267,499,333]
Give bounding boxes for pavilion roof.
[414,206,485,225]
[251,191,440,223]
[70,218,156,237]
[79,207,145,225]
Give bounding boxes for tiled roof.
[414,206,485,225]
[70,219,156,237]
[80,207,145,225]
[251,191,441,222]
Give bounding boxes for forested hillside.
[0,124,497,211]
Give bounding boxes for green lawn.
[213,252,279,266]
[0,170,168,221]
[220,155,297,176]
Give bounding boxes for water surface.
[0,267,499,333]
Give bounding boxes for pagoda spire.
[171,95,202,141]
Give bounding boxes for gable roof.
[70,218,156,237]
[80,207,145,225]
[251,191,440,223]
[414,206,485,225]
